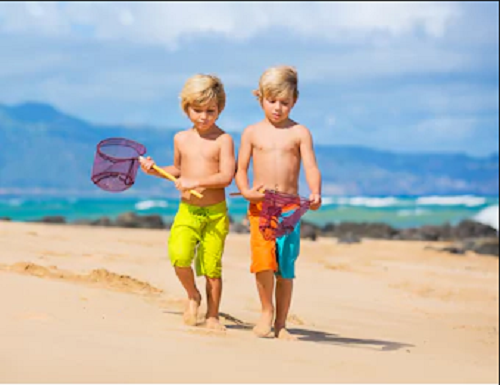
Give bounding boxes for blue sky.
[0,1,498,156]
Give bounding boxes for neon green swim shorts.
[168,200,230,278]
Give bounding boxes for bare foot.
[205,317,227,332]
[183,296,201,326]
[275,326,298,341]
[253,310,274,337]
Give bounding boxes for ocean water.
[1,194,498,230]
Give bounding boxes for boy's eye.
[193,108,216,113]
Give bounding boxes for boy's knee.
[168,244,194,268]
[202,260,222,279]
[205,274,222,281]
[276,261,296,280]
[170,256,193,268]
[276,274,295,281]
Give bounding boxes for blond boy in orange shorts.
[235,65,322,340]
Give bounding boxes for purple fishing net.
[259,190,310,241]
[91,138,146,192]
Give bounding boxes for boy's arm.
[164,137,182,177]
[235,127,264,202]
[194,134,235,189]
[299,126,322,196]
[235,127,252,193]
[142,134,181,179]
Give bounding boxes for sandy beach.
[0,221,498,383]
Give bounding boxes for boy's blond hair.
[253,65,299,104]
[180,74,226,114]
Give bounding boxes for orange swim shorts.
[248,202,301,279]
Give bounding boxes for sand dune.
[0,221,498,383]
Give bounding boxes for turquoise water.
[1,194,498,230]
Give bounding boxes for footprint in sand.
[6,262,164,297]
[287,314,306,326]
[185,327,227,337]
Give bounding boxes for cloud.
[0,2,69,35]
[0,2,497,155]
[1,2,463,47]
[302,80,499,155]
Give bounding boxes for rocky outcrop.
[3,213,497,256]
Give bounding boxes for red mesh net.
[91,138,146,192]
[259,189,310,240]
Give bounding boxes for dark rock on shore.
[426,237,499,257]
[462,237,499,256]
[322,222,398,240]
[37,215,66,224]
[318,220,497,242]
[114,212,165,229]
[301,221,320,241]
[451,220,498,239]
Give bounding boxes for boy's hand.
[309,193,322,211]
[139,156,155,174]
[175,177,199,192]
[242,184,265,203]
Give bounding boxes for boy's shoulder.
[290,122,313,138]
[174,128,192,141]
[241,121,264,137]
[215,129,235,145]
[209,125,234,143]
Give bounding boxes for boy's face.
[262,94,295,125]
[187,100,219,132]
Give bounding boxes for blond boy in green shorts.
[139,74,235,331]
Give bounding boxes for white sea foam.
[473,205,499,231]
[321,197,334,205]
[135,200,168,210]
[416,195,486,207]
[336,196,401,207]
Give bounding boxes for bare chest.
[253,135,299,155]
[180,139,220,162]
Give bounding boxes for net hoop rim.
[263,189,311,205]
[96,137,146,161]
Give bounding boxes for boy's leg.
[254,270,275,337]
[196,202,229,331]
[274,277,297,340]
[248,203,279,337]
[168,203,202,326]
[274,221,301,340]
[174,267,202,326]
[205,277,225,330]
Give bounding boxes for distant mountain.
[0,102,498,196]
